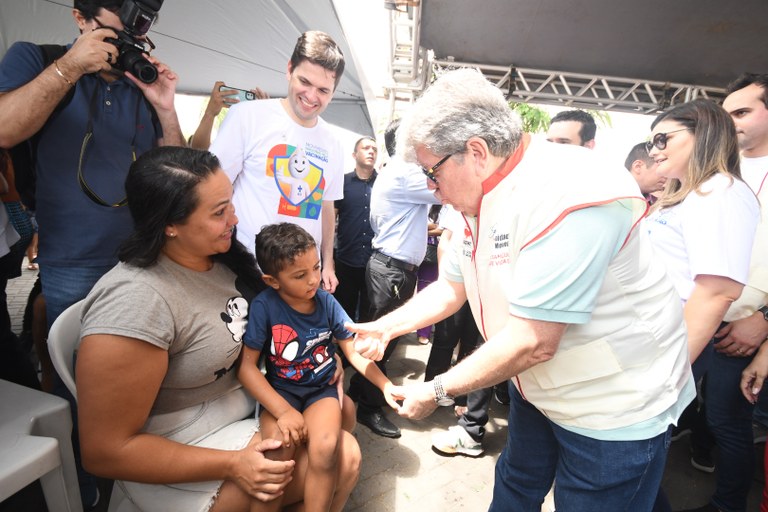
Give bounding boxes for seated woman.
[75,146,361,512]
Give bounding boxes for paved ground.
[2,260,765,511]
[347,336,765,512]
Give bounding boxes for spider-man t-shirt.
[244,288,353,389]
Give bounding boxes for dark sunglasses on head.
[645,128,688,153]
[421,153,453,183]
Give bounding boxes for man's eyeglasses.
[645,128,688,153]
[421,153,453,183]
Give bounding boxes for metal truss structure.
[383,1,726,119]
[434,59,727,115]
[383,0,431,119]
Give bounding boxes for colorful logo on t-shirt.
[267,144,326,220]
[269,324,333,382]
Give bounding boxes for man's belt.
[371,250,418,273]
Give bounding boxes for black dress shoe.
[357,408,401,438]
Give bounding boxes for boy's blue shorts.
[267,381,340,413]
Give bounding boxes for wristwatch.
[759,306,768,322]
[433,374,455,406]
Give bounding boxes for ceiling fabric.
[0,0,374,135]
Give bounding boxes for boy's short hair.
[256,223,317,276]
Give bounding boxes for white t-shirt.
[725,155,768,321]
[646,173,759,301]
[210,99,345,254]
[741,155,768,194]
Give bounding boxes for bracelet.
[53,60,74,87]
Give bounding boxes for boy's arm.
[237,345,306,447]
[338,337,401,410]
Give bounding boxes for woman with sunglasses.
[645,99,759,512]
[646,98,758,367]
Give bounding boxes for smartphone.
[219,84,256,102]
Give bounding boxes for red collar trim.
[481,133,531,195]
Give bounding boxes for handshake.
[346,321,441,420]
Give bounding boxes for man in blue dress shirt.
[348,119,440,438]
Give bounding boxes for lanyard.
[77,84,141,208]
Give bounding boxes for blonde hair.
[650,99,742,212]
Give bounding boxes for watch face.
[435,397,455,407]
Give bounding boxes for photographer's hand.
[126,55,177,111]
[57,27,119,80]
[126,55,185,146]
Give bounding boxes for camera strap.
[77,85,140,208]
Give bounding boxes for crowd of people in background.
[1,2,768,512]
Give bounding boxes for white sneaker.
[432,425,484,457]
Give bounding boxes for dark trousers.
[424,301,482,381]
[0,277,40,390]
[349,254,417,411]
[459,384,494,442]
[706,349,757,512]
[333,259,371,323]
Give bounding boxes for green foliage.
[509,102,613,133]
[509,102,551,134]
[588,109,612,129]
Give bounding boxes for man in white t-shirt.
[210,31,346,292]
[682,73,768,512]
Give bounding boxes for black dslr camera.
[106,0,164,83]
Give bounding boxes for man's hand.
[346,321,392,361]
[126,55,178,112]
[230,437,295,501]
[57,27,119,79]
[714,313,768,357]
[322,267,339,294]
[741,346,768,403]
[397,381,438,420]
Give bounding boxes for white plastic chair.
[0,379,83,511]
[47,300,138,512]
[47,300,84,400]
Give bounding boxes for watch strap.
[433,374,453,404]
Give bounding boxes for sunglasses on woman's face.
[645,128,688,153]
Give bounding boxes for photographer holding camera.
[0,0,183,508]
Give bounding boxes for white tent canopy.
[0,0,376,136]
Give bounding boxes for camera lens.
[121,51,157,83]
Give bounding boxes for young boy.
[238,222,401,512]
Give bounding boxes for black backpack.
[8,44,73,211]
